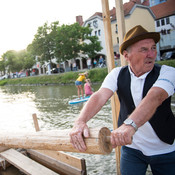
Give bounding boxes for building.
[111,1,157,59]
[151,0,175,55]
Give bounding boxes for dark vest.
[117,64,175,144]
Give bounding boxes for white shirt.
[101,65,175,156]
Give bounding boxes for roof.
[123,0,149,16]
[88,12,102,19]
[83,0,151,24]
[151,0,175,19]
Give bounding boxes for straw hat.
[119,25,160,54]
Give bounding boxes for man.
[70,25,175,175]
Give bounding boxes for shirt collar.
[128,65,151,79]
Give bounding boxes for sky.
[0,0,129,57]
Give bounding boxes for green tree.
[0,59,5,74]
[2,50,35,73]
[29,21,59,65]
[2,50,21,73]
[17,50,35,70]
[54,23,102,62]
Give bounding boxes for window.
[161,19,165,26]
[88,23,91,27]
[166,17,170,24]
[95,31,97,36]
[156,20,160,27]
[117,37,119,44]
[116,24,118,33]
[93,20,98,28]
[151,0,156,6]
[98,30,101,36]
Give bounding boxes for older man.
[70,25,175,175]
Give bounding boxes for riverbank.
[0,68,108,86]
[0,60,174,86]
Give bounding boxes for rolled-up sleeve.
[100,67,122,92]
[153,65,175,96]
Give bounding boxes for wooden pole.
[32,113,40,132]
[0,127,112,155]
[101,0,121,174]
[115,0,127,66]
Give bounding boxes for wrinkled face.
[123,39,157,77]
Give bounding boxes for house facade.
[111,2,157,60]
[151,0,175,56]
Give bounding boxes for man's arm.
[70,88,113,151]
[111,87,169,147]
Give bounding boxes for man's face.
[123,39,157,77]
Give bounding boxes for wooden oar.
[0,127,112,155]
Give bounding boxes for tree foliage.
[1,50,35,73]
[29,21,102,64]
[54,23,102,62]
[1,21,103,74]
[29,21,59,63]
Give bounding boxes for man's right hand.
[69,121,90,152]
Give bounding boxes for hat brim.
[119,32,160,54]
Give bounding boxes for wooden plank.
[0,149,58,175]
[27,149,86,175]
[0,128,112,155]
[0,146,9,153]
[35,150,84,170]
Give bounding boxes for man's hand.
[69,121,90,152]
[111,124,136,148]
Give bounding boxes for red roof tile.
[151,0,175,19]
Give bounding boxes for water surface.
[0,85,174,175]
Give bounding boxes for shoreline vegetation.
[0,67,108,86]
[0,60,174,86]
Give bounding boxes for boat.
[68,96,90,105]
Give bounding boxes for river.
[0,85,174,175]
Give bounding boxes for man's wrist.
[124,118,138,131]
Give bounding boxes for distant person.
[84,79,93,96]
[75,72,88,99]
[93,59,97,68]
[87,58,92,69]
[73,62,77,71]
[99,56,104,67]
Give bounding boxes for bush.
[156,59,175,68]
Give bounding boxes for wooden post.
[32,113,40,132]
[101,0,128,174]
[115,0,127,66]
[101,0,121,174]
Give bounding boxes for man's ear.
[123,50,129,61]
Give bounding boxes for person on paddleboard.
[75,71,88,99]
[70,25,175,175]
[84,79,93,97]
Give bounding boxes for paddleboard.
[68,96,90,105]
